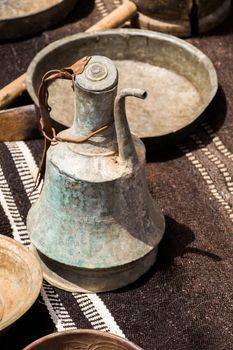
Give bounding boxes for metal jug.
[27,55,165,292]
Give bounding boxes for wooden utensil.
[0,105,41,141]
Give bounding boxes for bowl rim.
[0,235,43,332]
[23,329,143,350]
[0,0,70,22]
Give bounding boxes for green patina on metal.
[27,55,165,292]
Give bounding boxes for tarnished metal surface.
[0,235,42,333]
[27,29,217,145]
[133,0,192,20]
[24,329,143,350]
[0,294,3,322]
[0,0,77,40]
[198,0,231,34]
[131,0,231,36]
[27,55,165,292]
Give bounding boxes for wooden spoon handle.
[0,1,137,110]
[87,1,137,32]
[0,104,41,141]
[0,73,26,110]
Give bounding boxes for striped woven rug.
[0,1,233,349]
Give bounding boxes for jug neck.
[58,55,120,156]
[62,80,118,156]
[72,84,117,135]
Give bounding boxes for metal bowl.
[0,235,42,333]
[24,329,143,350]
[0,0,77,40]
[131,0,231,37]
[27,29,217,146]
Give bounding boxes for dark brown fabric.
[0,1,233,350]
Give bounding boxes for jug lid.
[75,55,118,92]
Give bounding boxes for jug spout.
[114,88,147,166]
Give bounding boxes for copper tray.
[0,0,77,40]
[0,235,42,333]
[27,29,217,146]
[24,329,143,350]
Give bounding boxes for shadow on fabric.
[115,215,222,292]
[52,0,95,27]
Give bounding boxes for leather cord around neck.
[34,56,111,190]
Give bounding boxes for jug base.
[30,245,159,293]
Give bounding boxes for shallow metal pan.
[27,29,217,146]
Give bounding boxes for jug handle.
[114,88,147,166]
